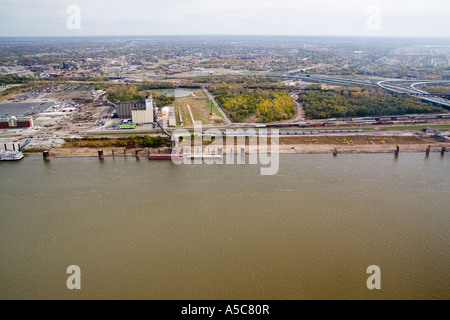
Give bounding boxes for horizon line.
[0,34,449,40]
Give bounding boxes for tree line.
[424,85,450,99]
[0,75,31,85]
[64,136,170,149]
[106,83,176,107]
[298,86,444,119]
[209,84,296,123]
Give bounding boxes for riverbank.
[36,142,449,158]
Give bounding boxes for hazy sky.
[0,0,449,37]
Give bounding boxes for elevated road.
[273,71,450,109]
[377,80,450,108]
[274,73,378,88]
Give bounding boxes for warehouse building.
[0,116,34,129]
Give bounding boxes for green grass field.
[170,89,225,126]
[92,132,165,137]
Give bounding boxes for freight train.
[263,113,450,128]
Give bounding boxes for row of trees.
[195,75,281,86]
[0,75,31,85]
[424,85,450,99]
[209,84,296,123]
[107,84,175,107]
[298,86,444,119]
[64,136,170,148]
[139,80,176,90]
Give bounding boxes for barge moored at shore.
[0,150,24,161]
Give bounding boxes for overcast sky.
[0,0,449,37]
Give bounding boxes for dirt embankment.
[41,135,449,157]
[279,135,442,146]
[278,136,449,154]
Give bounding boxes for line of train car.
[263,113,450,128]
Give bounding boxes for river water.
[155,89,192,98]
[0,154,449,300]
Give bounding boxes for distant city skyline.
[0,0,449,38]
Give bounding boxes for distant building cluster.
[0,116,34,129]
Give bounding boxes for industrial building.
[0,116,34,129]
[161,107,176,127]
[132,109,153,124]
[117,96,155,124]
[116,101,145,119]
